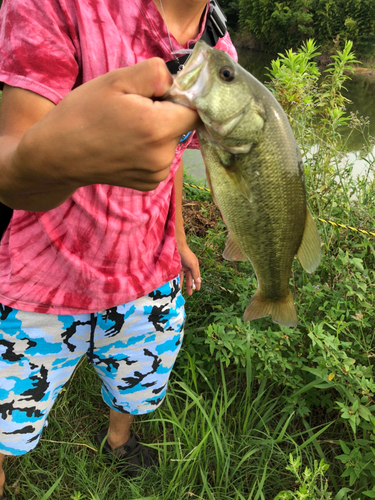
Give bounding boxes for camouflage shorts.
[0,277,185,456]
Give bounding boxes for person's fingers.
[189,255,201,290]
[193,276,202,292]
[107,60,201,138]
[108,58,173,98]
[184,269,194,296]
[154,100,201,139]
[181,253,201,296]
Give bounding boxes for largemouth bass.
[167,40,321,327]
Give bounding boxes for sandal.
[96,427,157,478]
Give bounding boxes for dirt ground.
[182,199,220,238]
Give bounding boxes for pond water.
[237,48,375,152]
[184,48,375,182]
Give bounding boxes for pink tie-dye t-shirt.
[0,0,237,314]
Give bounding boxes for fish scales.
[166,41,321,327]
[202,92,306,298]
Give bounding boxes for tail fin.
[243,290,297,327]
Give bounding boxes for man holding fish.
[0,0,237,494]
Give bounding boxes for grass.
[4,354,342,500]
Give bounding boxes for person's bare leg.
[107,410,134,449]
[0,453,6,498]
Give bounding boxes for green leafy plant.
[274,454,334,499]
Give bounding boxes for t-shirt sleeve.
[0,0,79,104]
[215,31,238,62]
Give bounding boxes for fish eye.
[219,66,235,82]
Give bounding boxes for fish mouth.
[165,41,212,107]
[166,41,252,149]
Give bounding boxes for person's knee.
[0,418,45,457]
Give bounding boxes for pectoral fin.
[297,208,321,273]
[223,232,248,261]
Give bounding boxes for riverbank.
[232,33,375,78]
[351,65,375,78]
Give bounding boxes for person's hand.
[178,243,201,296]
[6,58,201,210]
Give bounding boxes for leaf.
[358,406,372,421]
[342,468,352,478]
[333,488,353,500]
[348,415,357,434]
[274,492,293,500]
[40,474,64,500]
[349,470,357,486]
[339,440,351,455]
[351,257,364,272]
[352,399,359,412]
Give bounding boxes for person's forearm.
[0,85,79,211]
[174,159,188,249]
[0,135,78,211]
[174,157,201,295]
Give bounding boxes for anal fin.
[297,208,321,273]
[223,232,248,261]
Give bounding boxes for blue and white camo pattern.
[0,278,185,456]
